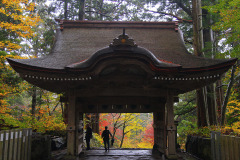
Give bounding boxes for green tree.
[205,0,240,125]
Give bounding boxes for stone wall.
[31,134,51,160]
[185,135,212,160]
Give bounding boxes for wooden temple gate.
[66,90,177,159]
[7,20,237,159]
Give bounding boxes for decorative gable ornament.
[110,29,137,48]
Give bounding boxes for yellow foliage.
[227,100,240,114]
[0,55,26,102]
[121,138,138,148]
[232,122,240,134]
[91,133,104,147]
[0,0,41,51]
[21,105,66,132]
[137,142,152,148]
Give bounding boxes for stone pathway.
[52,149,200,160]
[81,149,161,160]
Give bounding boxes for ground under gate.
[52,149,199,160]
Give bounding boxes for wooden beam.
[79,104,164,113]
[77,96,166,104]
[76,97,165,113]
[75,88,171,97]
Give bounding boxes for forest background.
[0,0,240,149]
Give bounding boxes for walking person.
[85,124,92,150]
[101,126,112,151]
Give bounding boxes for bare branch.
[109,0,124,13]
[172,0,192,17]
[216,84,228,88]
[144,9,192,23]
[52,102,60,113]
[230,113,240,118]
[85,10,112,19]
[184,37,193,45]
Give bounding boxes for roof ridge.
[55,19,179,31]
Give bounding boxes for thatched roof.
[7,20,237,94]
[9,20,234,70]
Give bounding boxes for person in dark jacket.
[85,124,92,150]
[101,126,112,151]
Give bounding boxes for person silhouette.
[101,126,112,151]
[85,124,92,150]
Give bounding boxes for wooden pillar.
[153,112,158,148]
[67,90,76,156]
[76,110,84,155]
[153,104,166,154]
[165,91,178,159]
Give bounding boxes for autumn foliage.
[223,66,240,134]
[0,0,66,133]
[0,0,41,51]
[206,0,240,58]
[99,113,154,148]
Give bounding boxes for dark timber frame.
[7,20,237,159]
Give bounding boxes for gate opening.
[84,113,154,149]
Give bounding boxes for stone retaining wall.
[31,133,51,160]
[185,135,212,160]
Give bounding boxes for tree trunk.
[63,102,68,124]
[193,0,209,127]
[88,0,92,20]
[98,0,104,20]
[193,0,204,57]
[196,89,208,127]
[31,86,37,127]
[64,0,68,19]
[78,0,97,131]
[78,0,85,20]
[221,65,236,125]
[120,122,125,148]
[112,113,121,145]
[31,86,37,117]
[206,84,217,125]
[216,80,224,123]
[202,8,218,125]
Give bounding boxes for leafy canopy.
[206,0,240,58]
[0,0,41,51]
